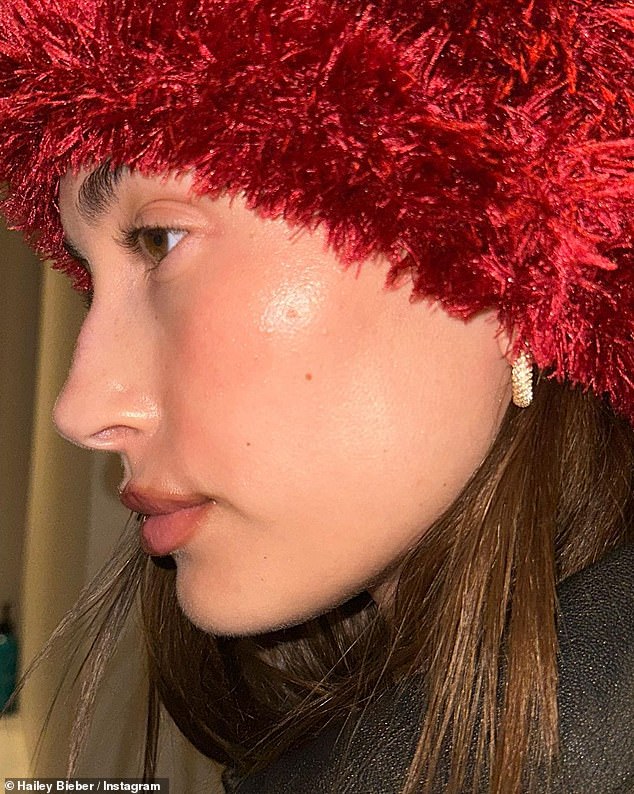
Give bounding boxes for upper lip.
[120,486,211,516]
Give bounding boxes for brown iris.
[139,228,171,263]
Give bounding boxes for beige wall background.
[1,225,222,790]
[0,221,41,627]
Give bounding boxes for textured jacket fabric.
[223,544,634,793]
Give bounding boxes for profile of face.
[55,168,512,636]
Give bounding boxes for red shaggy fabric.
[0,0,632,421]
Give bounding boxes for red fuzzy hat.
[0,0,633,421]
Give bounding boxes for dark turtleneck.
[224,543,634,793]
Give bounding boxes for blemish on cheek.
[259,281,322,334]
[305,372,313,381]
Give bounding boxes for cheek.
[162,283,387,514]
[161,267,343,484]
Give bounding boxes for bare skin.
[56,168,512,636]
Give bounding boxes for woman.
[0,0,632,791]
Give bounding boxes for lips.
[120,487,214,556]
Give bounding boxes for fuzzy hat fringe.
[0,0,632,421]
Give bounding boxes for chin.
[175,565,300,637]
[173,558,360,638]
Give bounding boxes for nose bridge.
[53,300,159,450]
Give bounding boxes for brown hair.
[38,375,634,792]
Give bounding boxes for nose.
[53,300,159,453]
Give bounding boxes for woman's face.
[56,168,511,635]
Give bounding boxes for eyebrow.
[76,161,127,224]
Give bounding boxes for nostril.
[91,426,123,444]
[88,425,139,448]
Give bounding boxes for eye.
[138,228,187,263]
[121,226,187,266]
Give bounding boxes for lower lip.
[141,502,213,556]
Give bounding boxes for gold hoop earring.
[511,349,533,408]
